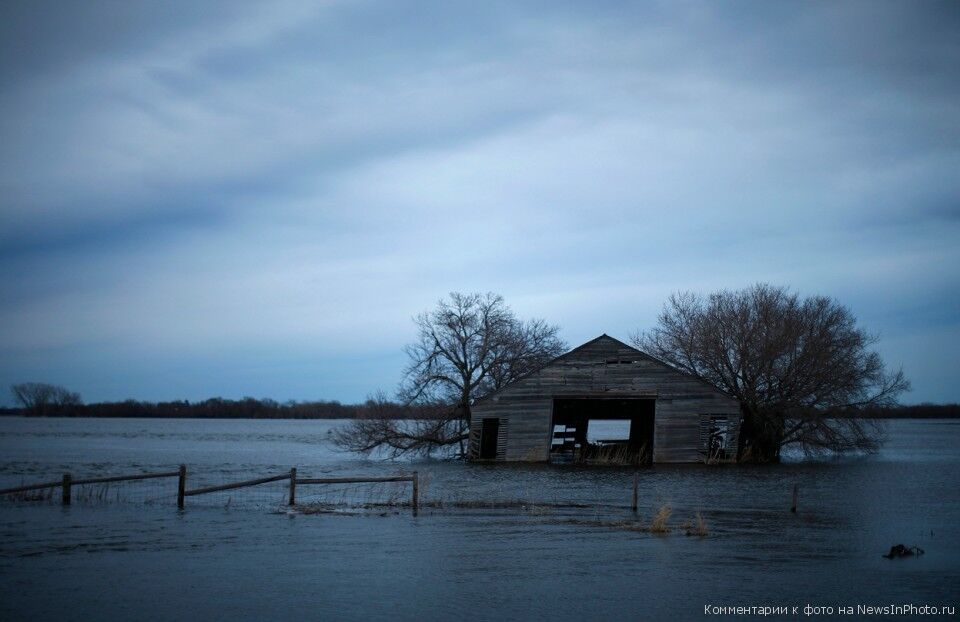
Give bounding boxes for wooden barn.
[468,335,741,464]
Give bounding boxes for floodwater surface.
[0,418,958,621]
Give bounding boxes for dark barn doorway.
[550,398,655,464]
[478,418,500,460]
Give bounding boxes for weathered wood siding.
[470,335,740,463]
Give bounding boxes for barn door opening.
[550,398,654,465]
[478,418,500,460]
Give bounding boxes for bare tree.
[11,382,82,416]
[633,284,909,462]
[334,292,567,458]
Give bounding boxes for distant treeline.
[0,399,957,420]
[0,397,442,420]
[858,403,960,419]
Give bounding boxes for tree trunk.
[736,406,783,463]
[458,400,471,458]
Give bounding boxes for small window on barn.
[699,415,733,462]
[606,358,619,365]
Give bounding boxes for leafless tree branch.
[633,284,910,462]
[334,293,567,458]
[10,382,82,416]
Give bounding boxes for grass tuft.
[682,512,708,537]
[650,504,672,533]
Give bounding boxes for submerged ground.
[0,418,958,620]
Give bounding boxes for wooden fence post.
[62,473,71,506]
[411,471,419,514]
[177,465,187,509]
[791,483,798,513]
[632,470,639,513]
[289,468,297,506]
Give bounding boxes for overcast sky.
[1,0,958,405]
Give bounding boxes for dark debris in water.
[882,544,925,559]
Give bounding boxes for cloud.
[0,0,958,403]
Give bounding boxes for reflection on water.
[1,417,958,621]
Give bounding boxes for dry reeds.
[650,504,672,533]
[588,444,633,465]
[5,488,55,503]
[578,443,649,466]
[681,512,708,537]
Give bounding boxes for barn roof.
[473,333,736,406]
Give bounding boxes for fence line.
[182,472,291,497]
[0,479,64,495]
[0,468,183,506]
[295,475,416,484]
[73,470,182,486]
[0,466,420,512]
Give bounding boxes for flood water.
[1,417,958,621]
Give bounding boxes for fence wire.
[75,476,179,506]
[294,480,413,512]
[0,475,180,507]
[0,470,420,512]
[185,476,291,511]
[2,468,642,518]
